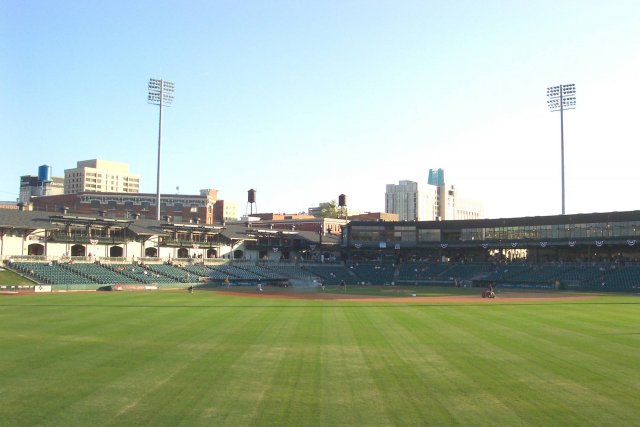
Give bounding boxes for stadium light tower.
[148,78,174,221]
[547,83,576,215]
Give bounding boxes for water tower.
[38,165,52,196]
[246,189,258,215]
[338,193,348,219]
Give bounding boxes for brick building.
[29,188,235,224]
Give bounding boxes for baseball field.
[1,286,638,426]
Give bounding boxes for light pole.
[148,78,174,221]
[547,84,576,215]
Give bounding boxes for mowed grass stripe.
[1,292,639,426]
[480,305,640,397]
[206,305,309,426]
[393,306,531,425]
[348,306,457,425]
[90,306,249,425]
[1,295,272,425]
[452,304,640,425]
[378,306,533,425]
[252,306,321,425]
[16,305,221,423]
[104,305,279,426]
[316,306,393,425]
[0,302,180,421]
[429,306,591,425]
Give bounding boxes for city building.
[431,183,484,221]
[427,168,483,220]
[349,212,400,222]
[385,170,484,221]
[29,188,231,224]
[235,212,346,236]
[0,201,26,210]
[19,165,65,204]
[215,198,238,222]
[64,159,140,194]
[427,168,445,186]
[385,180,437,221]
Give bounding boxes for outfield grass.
[1,291,638,426]
[0,268,35,286]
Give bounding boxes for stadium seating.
[262,264,320,281]
[396,262,453,282]
[236,264,287,280]
[210,264,263,280]
[64,262,140,284]
[8,259,640,292]
[143,264,194,283]
[12,261,93,285]
[103,264,178,284]
[302,265,354,285]
[349,262,396,285]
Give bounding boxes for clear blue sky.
[2,1,639,218]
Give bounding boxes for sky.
[2,0,639,219]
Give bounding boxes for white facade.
[222,200,238,221]
[386,174,484,221]
[435,184,484,220]
[454,197,484,220]
[385,180,437,221]
[64,159,140,194]
[438,184,457,220]
[19,176,65,204]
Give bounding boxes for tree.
[316,200,340,219]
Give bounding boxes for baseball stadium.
[1,208,639,425]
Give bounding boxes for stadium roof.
[0,209,337,245]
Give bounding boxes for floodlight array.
[547,83,576,216]
[148,79,174,105]
[547,84,576,111]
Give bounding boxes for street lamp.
[547,84,576,215]
[148,78,174,221]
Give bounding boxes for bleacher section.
[599,264,640,291]
[106,264,180,284]
[302,265,354,285]
[210,264,263,280]
[236,264,288,280]
[7,259,640,292]
[11,262,93,285]
[349,262,395,285]
[263,265,320,281]
[64,262,139,284]
[443,262,495,280]
[396,262,453,283]
[181,264,216,280]
[143,264,193,283]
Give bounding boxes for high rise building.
[64,159,140,194]
[19,165,65,204]
[385,180,437,221]
[426,168,483,220]
[385,170,484,221]
[427,168,445,186]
